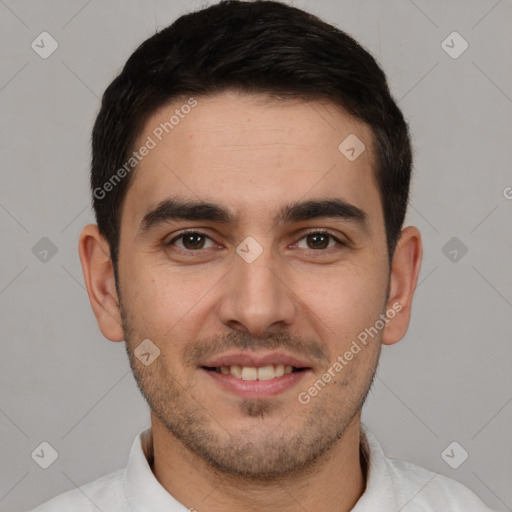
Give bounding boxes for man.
[30,1,495,510]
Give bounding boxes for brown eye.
[306,233,330,249]
[296,231,341,250]
[182,233,205,249]
[167,231,214,251]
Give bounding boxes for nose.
[217,242,297,338]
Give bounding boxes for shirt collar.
[124,423,398,511]
[352,423,398,511]
[124,427,188,511]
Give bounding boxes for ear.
[78,224,124,342]
[381,226,423,346]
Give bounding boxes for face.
[116,91,392,478]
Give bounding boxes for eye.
[295,231,344,250]
[166,231,215,251]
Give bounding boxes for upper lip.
[199,351,312,369]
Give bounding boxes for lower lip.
[201,368,310,398]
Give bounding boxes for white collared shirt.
[28,424,495,511]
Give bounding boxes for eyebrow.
[138,196,369,236]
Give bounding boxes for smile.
[203,364,305,380]
[198,351,313,398]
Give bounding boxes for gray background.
[0,0,511,510]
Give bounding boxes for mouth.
[202,364,307,380]
[198,352,312,398]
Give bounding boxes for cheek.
[121,257,221,335]
[293,259,387,329]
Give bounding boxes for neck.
[149,412,367,512]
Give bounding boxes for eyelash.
[165,229,346,252]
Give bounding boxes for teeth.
[241,366,258,380]
[230,365,242,378]
[218,364,298,380]
[257,365,275,380]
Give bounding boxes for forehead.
[123,91,382,230]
